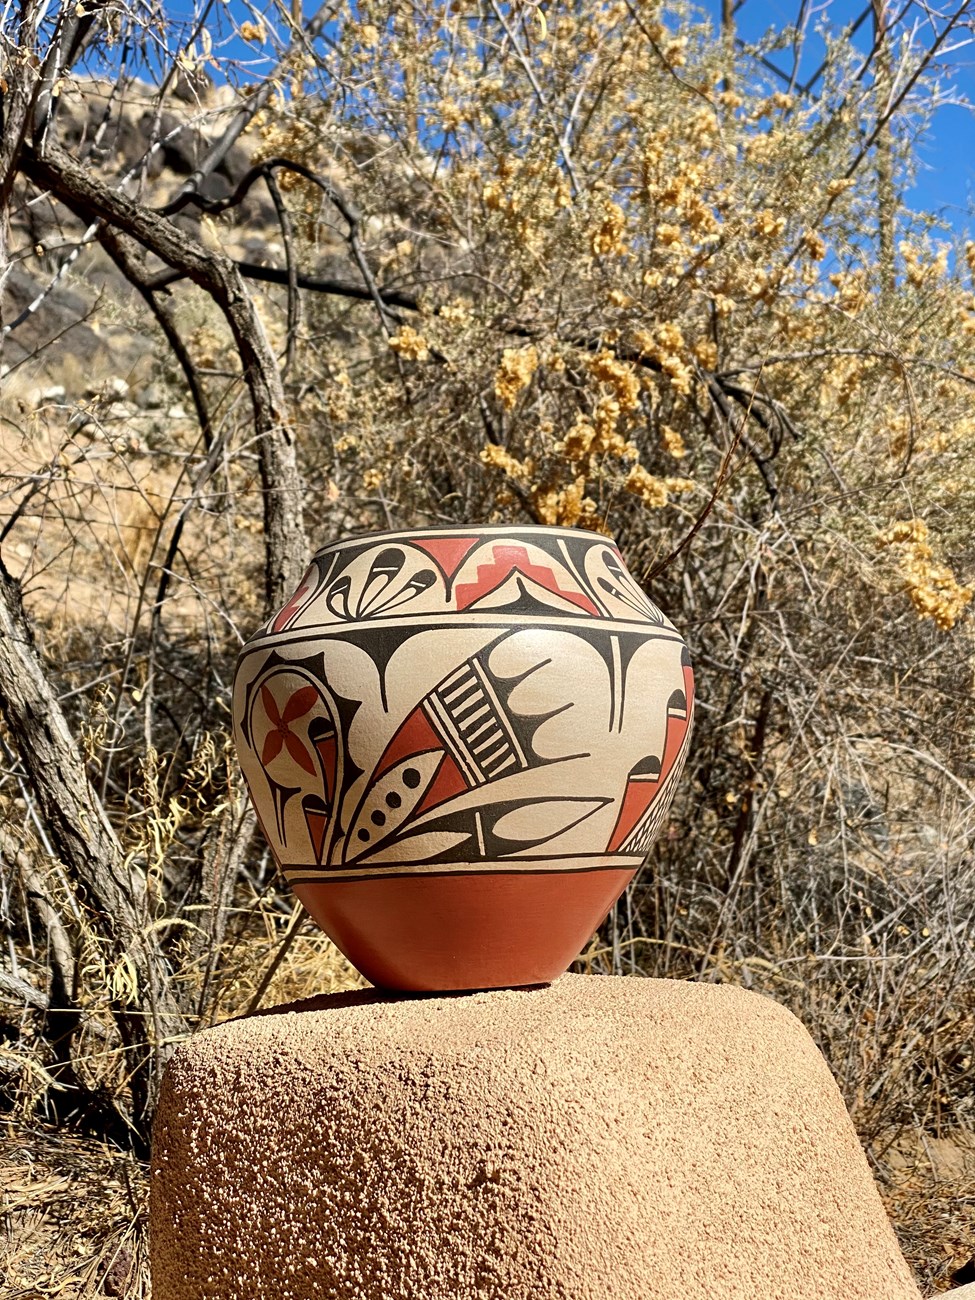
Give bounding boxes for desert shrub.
[260,0,975,1145]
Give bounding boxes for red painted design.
[415,753,469,815]
[453,544,600,615]
[272,569,313,632]
[374,705,443,780]
[315,732,338,805]
[411,536,480,581]
[606,660,695,851]
[260,684,319,774]
[304,808,330,862]
[607,779,659,852]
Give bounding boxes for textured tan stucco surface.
[150,973,921,1300]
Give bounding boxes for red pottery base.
[292,866,635,991]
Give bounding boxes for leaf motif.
[283,685,320,724]
[360,830,472,865]
[260,684,282,727]
[491,799,605,845]
[273,582,309,633]
[285,733,316,775]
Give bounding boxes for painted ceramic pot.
[232,525,693,991]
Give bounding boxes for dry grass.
[877,1130,975,1294]
[2,925,362,1299]
[2,1118,148,1299]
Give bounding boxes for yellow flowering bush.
[263,0,974,663]
[255,28,975,1196]
[238,12,975,1197]
[877,520,973,630]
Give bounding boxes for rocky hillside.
[1,74,337,405]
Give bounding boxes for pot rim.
[309,521,617,560]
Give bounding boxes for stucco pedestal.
[150,974,921,1300]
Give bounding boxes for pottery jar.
[232,525,693,991]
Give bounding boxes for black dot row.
[356,767,421,842]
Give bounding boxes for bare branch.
[161,0,342,216]
[23,137,307,611]
[0,562,185,1118]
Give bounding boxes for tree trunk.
[0,561,186,1123]
[873,0,896,305]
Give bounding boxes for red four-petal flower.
[260,684,319,775]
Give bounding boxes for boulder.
[150,974,920,1300]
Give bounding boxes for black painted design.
[355,795,611,867]
[427,657,527,783]
[232,525,694,883]
[620,743,690,854]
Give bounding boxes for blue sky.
[158,0,975,235]
[702,0,975,233]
